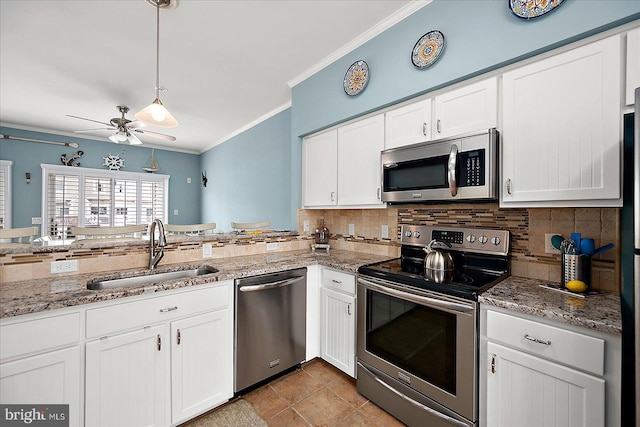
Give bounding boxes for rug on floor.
[184,399,267,427]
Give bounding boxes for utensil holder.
[561,253,591,289]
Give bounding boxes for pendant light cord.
[155,0,160,99]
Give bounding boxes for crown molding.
[200,100,292,153]
[287,0,432,88]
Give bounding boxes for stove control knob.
[478,235,488,244]
[413,231,421,238]
[491,236,501,245]
[405,230,412,238]
[466,235,476,243]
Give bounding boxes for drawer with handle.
[486,309,604,376]
[321,268,355,295]
[86,284,230,339]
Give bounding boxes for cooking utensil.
[593,243,614,256]
[560,239,576,255]
[580,238,595,255]
[571,232,581,254]
[551,234,565,250]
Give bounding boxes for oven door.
[357,276,477,422]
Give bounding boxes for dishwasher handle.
[239,275,305,292]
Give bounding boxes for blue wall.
[0,126,201,230]
[199,108,292,232]
[289,0,640,225]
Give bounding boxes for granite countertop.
[0,249,391,319]
[479,276,621,336]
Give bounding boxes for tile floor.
[241,358,406,427]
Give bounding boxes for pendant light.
[135,0,178,128]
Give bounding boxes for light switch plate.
[51,260,78,274]
[303,220,310,232]
[32,217,42,225]
[348,224,355,236]
[202,243,212,258]
[381,225,389,239]
[173,209,179,216]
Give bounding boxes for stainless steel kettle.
[423,239,454,283]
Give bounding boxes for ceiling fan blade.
[74,128,115,133]
[66,115,113,127]
[127,120,147,130]
[133,128,176,142]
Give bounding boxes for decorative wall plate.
[509,0,565,19]
[343,60,369,96]
[411,30,445,69]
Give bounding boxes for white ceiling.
[0,0,424,154]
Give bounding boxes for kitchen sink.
[87,266,218,290]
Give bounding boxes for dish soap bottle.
[315,219,330,244]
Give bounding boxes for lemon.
[566,280,588,293]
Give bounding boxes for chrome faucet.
[149,219,166,269]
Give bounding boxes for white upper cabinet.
[337,114,385,207]
[302,129,338,207]
[433,77,498,139]
[626,26,640,106]
[501,34,622,207]
[384,98,432,149]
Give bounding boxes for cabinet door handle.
[506,178,512,195]
[422,122,427,136]
[159,306,178,313]
[330,191,335,202]
[436,119,442,133]
[490,354,496,374]
[157,334,162,351]
[177,329,181,345]
[347,303,352,316]
[524,334,551,346]
[377,187,381,200]
[331,279,342,284]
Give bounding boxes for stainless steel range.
[356,225,509,427]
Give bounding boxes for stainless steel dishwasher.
[234,267,307,393]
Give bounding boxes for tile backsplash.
[299,204,620,292]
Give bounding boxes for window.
[41,164,169,241]
[0,160,12,229]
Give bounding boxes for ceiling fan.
[67,105,176,145]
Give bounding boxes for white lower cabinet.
[320,268,356,377]
[486,341,604,427]
[85,325,170,427]
[171,310,232,425]
[84,281,233,426]
[1,346,81,426]
[0,310,82,427]
[481,306,620,427]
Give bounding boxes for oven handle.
[357,277,474,314]
[357,362,469,427]
[448,144,458,197]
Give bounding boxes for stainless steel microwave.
[381,128,498,203]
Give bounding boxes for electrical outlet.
[51,260,78,274]
[173,209,179,216]
[381,225,389,239]
[32,217,42,225]
[303,220,310,232]
[348,224,355,236]
[267,242,278,251]
[187,177,192,184]
[545,233,560,254]
[202,243,212,258]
